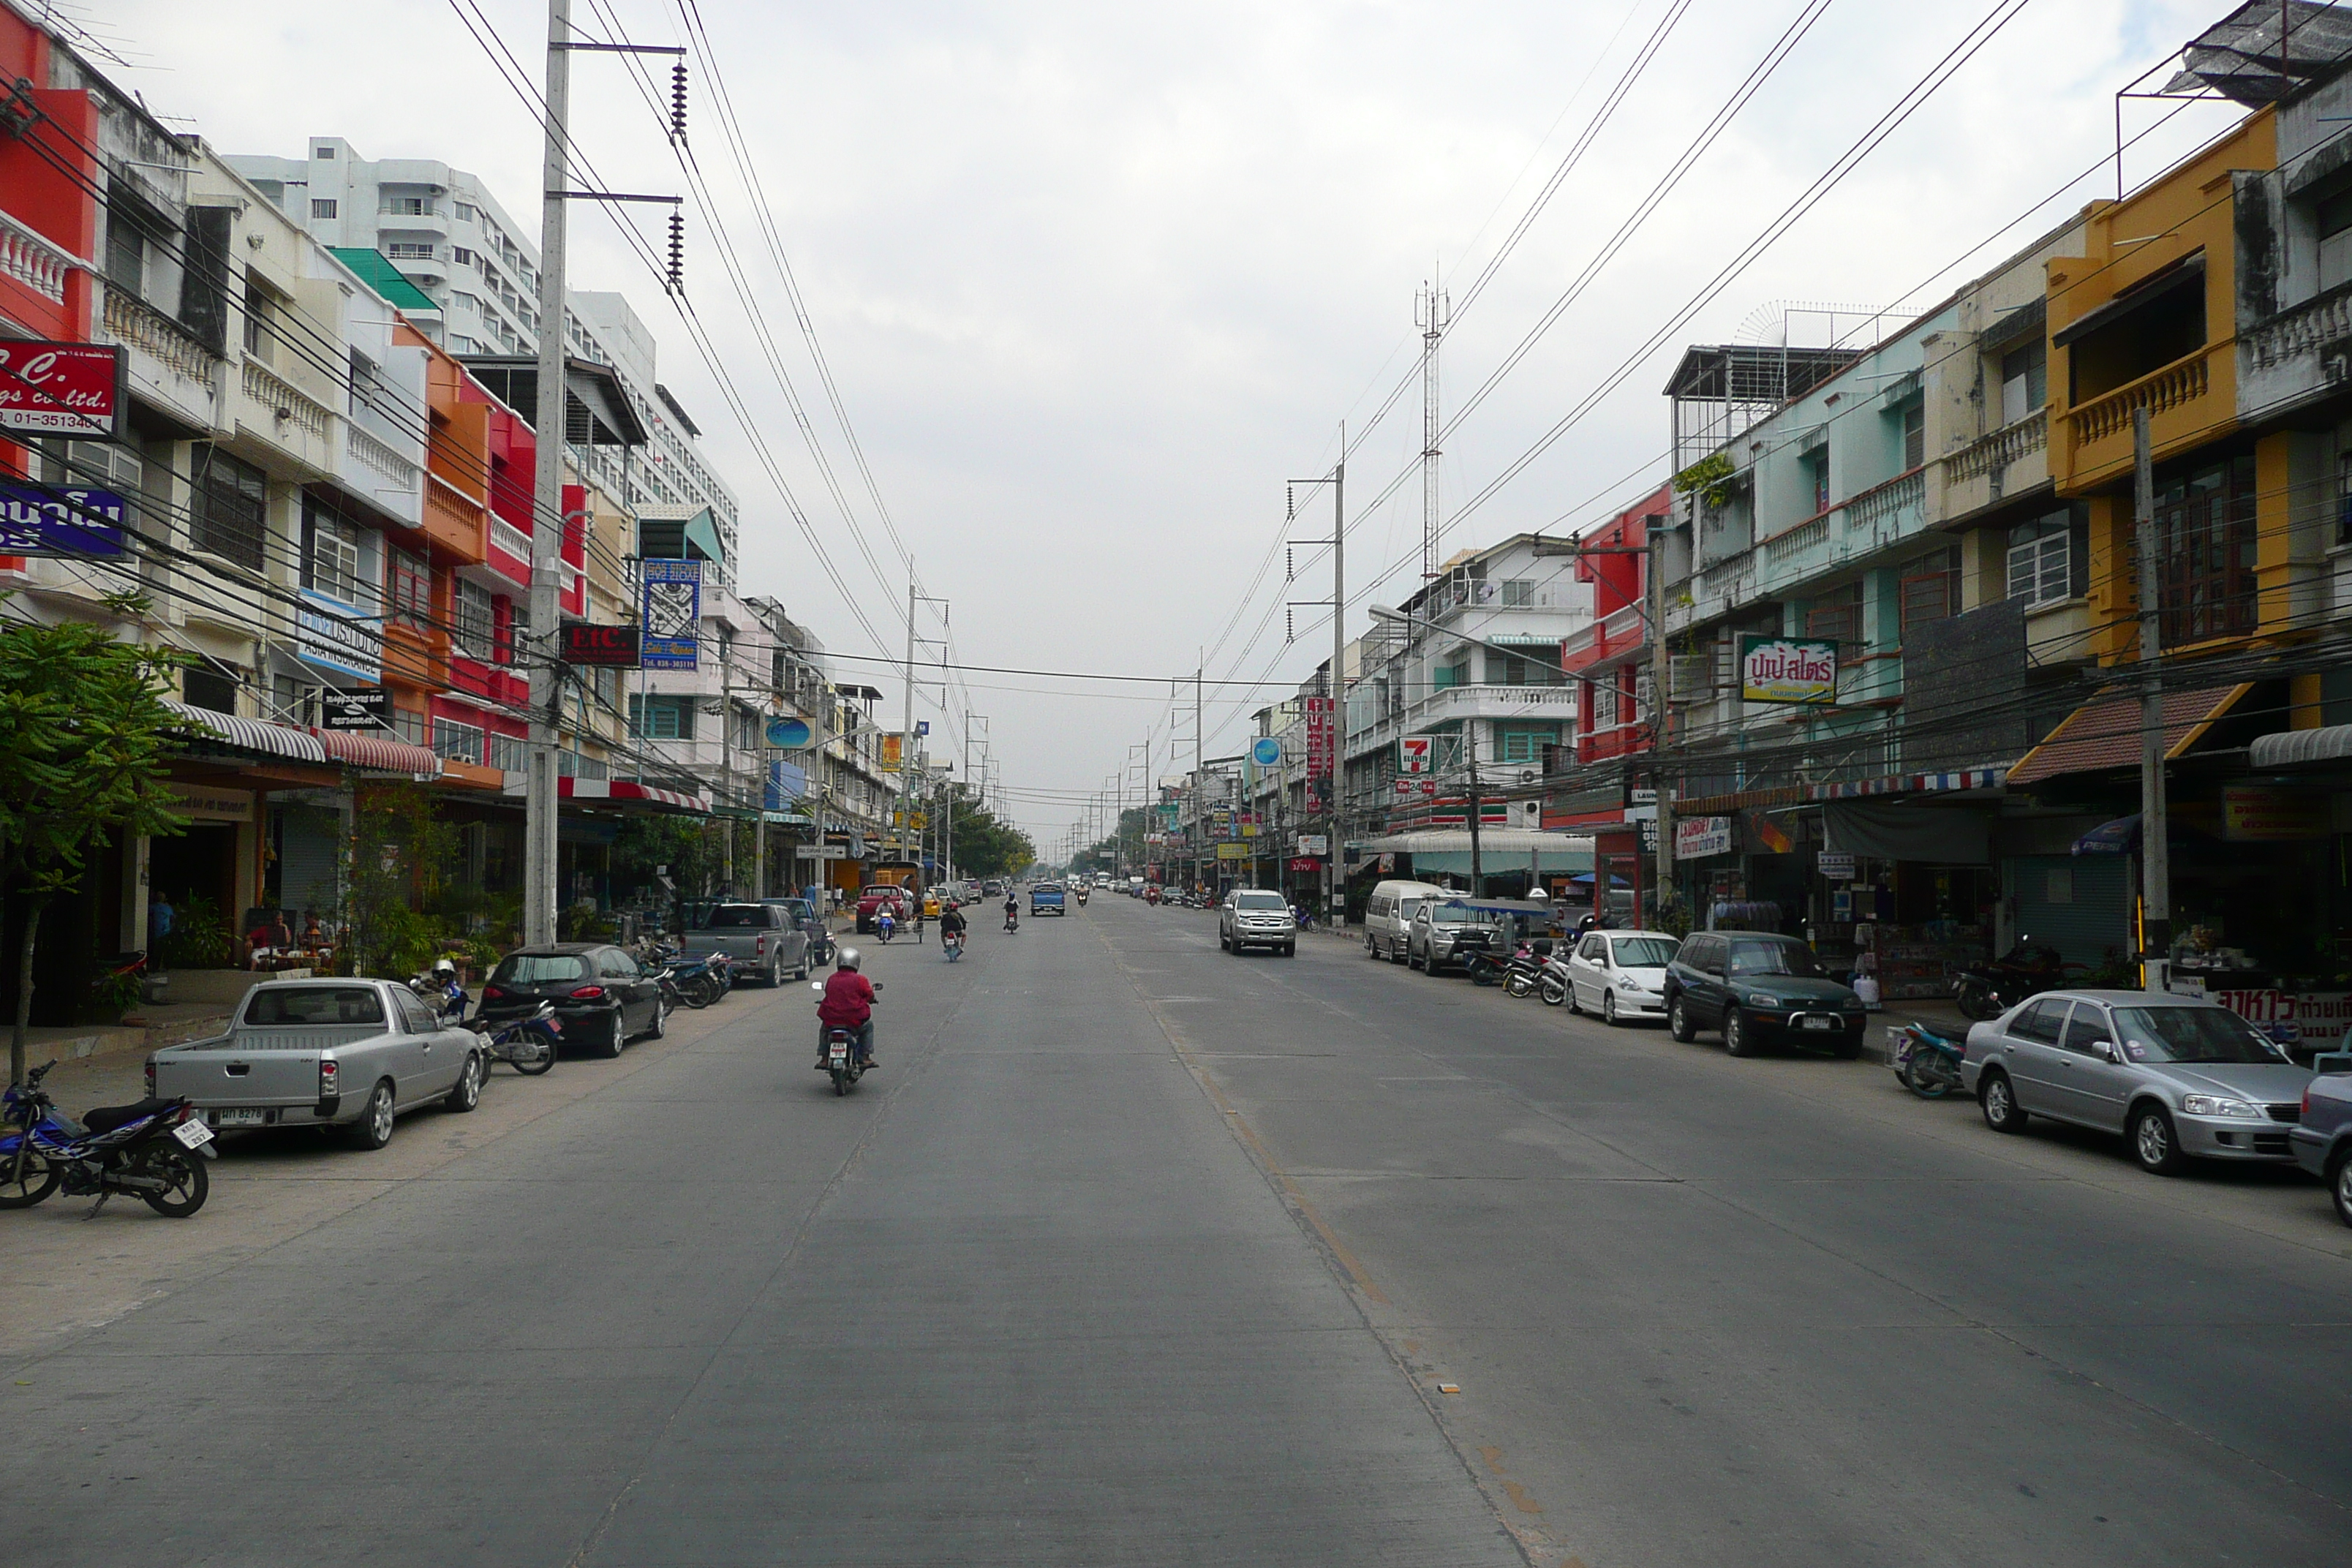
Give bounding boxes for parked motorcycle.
[1953,942,2079,1022]
[1537,948,1572,1007]
[666,950,734,1009]
[0,1060,215,1218]
[1891,1020,1967,1099]
[471,999,562,1076]
[1501,941,1553,1000]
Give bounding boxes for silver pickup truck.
[685,902,810,987]
[147,978,486,1151]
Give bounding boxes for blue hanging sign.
[765,758,808,808]
[0,483,129,557]
[765,716,813,749]
[639,558,701,670]
[1251,736,1283,767]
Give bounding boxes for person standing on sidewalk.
[148,892,174,974]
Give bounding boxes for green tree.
[336,782,461,980]
[945,791,1034,880]
[0,595,189,1083]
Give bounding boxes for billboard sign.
[0,339,127,439]
[1398,735,1433,774]
[0,484,129,557]
[640,559,701,669]
[1304,696,1335,777]
[1251,736,1283,767]
[319,687,390,730]
[1738,636,1838,704]
[1676,815,1734,859]
[295,589,383,683]
[560,622,641,667]
[765,716,813,749]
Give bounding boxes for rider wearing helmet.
[1003,892,1019,932]
[817,946,878,1068]
[938,900,968,944]
[425,957,464,1020]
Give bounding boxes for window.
[628,694,696,740]
[1803,448,1831,515]
[453,578,494,660]
[1501,579,1537,608]
[454,203,476,222]
[385,195,433,216]
[1499,725,1556,764]
[1901,402,1925,471]
[2154,453,2257,645]
[311,199,338,220]
[2067,266,2204,404]
[388,242,435,261]
[301,499,370,608]
[451,247,473,265]
[392,707,428,747]
[489,733,529,772]
[432,717,486,765]
[1999,341,2047,425]
[2007,513,2075,607]
[1899,547,1960,633]
[1803,581,1863,646]
[183,659,238,715]
[2321,190,2352,293]
[2010,999,2069,1044]
[2059,1006,2112,1056]
[105,181,162,295]
[396,990,438,1035]
[190,445,268,570]
[388,546,430,631]
[314,146,336,161]
[1486,649,1563,686]
[246,987,384,1026]
[242,272,279,363]
[2113,1006,2286,1064]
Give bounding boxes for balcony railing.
[1763,516,1828,563]
[2244,278,2352,373]
[1945,408,2047,483]
[2070,350,2210,447]
[100,282,218,382]
[347,423,422,490]
[240,357,333,444]
[0,210,77,306]
[1846,468,1924,535]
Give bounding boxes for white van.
[1362,879,1450,962]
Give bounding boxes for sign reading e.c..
[560,622,641,667]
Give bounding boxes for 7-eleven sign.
[1398,736,1433,774]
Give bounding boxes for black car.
[478,943,666,1058]
[1662,931,1866,1058]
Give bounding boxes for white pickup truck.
[147,978,486,1151]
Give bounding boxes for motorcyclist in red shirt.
[815,947,879,1068]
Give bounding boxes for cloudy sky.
[88,0,2242,849]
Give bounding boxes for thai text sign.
[1216,841,1253,860]
[640,559,701,670]
[0,484,129,557]
[2222,785,2330,841]
[1676,815,1733,859]
[880,734,902,772]
[295,589,382,683]
[0,339,126,438]
[1738,635,1838,704]
[2210,989,2352,1051]
[1304,695,1335,778]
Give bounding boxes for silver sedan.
[1959,989,2313,1176]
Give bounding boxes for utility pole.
[900,576,916,875]
[1195,663,1205,896]
[1651,519,1675,924]
[2133,407,2170,990]
[1330,423,1346,926]
[522,0,573,948]
[1466,741,1483,893]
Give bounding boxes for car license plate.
[210,1107,265,1127]
[173,1118,216,1148]
[1802,1016,1835,1031]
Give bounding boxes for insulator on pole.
[666,210,685,295]
[671,63,688,142]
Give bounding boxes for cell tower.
[1416,282,1450,583]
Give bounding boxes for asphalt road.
[4,896,2348,1566]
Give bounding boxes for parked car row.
[1344,883,2352,1227]
[132,921,795,1172]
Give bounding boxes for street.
[6,895,2351,1566]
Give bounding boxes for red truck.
[853,883,914,934]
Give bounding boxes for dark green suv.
[1662,931,1866,1058]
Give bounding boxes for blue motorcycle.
[1891,1021,1966,1099]
[473,999,562,1076]
[0,1060,216,1218]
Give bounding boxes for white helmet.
[836,947,862,972]
[431,957,458,978]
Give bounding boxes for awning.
[501,774,712,815]
[160,700,328,764]
[2250,723,2352,769]
[2051,252,2205,348]
[1825,799,1991,864]
[310,728,442,775]
[2005,684,2250,787]
[1357,828,1593,875]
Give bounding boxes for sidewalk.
[11,1000,234,1068]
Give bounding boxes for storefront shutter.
[276,804,343,921]
[2006,853,2129,967]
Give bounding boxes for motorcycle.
[1003,908,1019,935]
[471,999,562,1076]
[0,1060,216,1218]
[810,979,883,1096]
[1891,1020,1967,1099]
[1076,889,1089,907]
[875,912,897,944]
[1953,941,2079,1022]
[1501,940,1553,1000]
[1457,938,1507,987]
[943,930,965,962]
[1538,951,1572,1007]
[668,951,732,1009]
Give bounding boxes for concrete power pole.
[900,576,916,878]
[2133,407,2170,989]
[523,0,573,948]
[1651,521,1675,924]
[1417,284,1447,588]
[1330,426,1345,926]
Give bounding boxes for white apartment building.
[225,137,741,587]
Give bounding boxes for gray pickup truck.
[148,978,486,1151]
[685,902,810,987]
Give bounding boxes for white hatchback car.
[1564,930,1679,1025]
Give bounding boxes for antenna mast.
[1416,281,1450,582]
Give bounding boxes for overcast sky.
[89,0,2242,850]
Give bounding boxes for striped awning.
[500,774,712,815]
[161,700,328,764]
[311,728,442,775]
